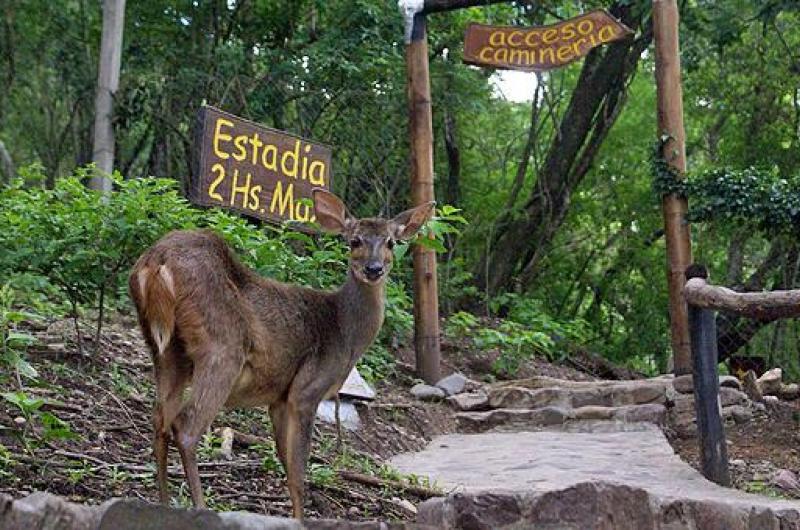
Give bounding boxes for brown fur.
[128,190,433,518]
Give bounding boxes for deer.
[128,189,434,519]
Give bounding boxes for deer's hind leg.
[171,341,244,508]
[152,344,191,504]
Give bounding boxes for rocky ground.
[2,313,800,524]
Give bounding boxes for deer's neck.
[335,270,385,358]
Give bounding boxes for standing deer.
[128,189,433,518]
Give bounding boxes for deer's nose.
[364,262,384,279]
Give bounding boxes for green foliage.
[0,285,39,382]
[1,390,77,451]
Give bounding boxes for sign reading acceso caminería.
[463,10,633,72]
[189,106,333,226]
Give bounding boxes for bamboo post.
[405,12,441,384]
[686,266,730,486]
[653,0,692,375]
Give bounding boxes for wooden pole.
[406,13,441,384]
[653,0,692,375]
[90,0,126,191]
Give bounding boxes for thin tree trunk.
[0,139,13,184]
[90,0,125,191]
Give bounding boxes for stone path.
[392,376,800,529]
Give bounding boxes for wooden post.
[688,298,731,487]
[406,12,441,384]
[653,0,692,375]
[90,0,126,191]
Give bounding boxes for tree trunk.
[443,109,461,207]
[90,0,125,191]
[0,139,13,184]
[476,3,652,296]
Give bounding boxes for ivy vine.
[651,138,800,236]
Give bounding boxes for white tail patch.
[151,323,171,355]
[137,268,149,301]
[158,265,176,297]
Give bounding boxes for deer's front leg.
[268,400,288,469]
[283,400,316,519]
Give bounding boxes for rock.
[219,426,234,460]
[447,391,489,412]
[12,416,26,426]
[612,404,666,424]
[757,368,783,395]
[488,382,668,410]
[456,407,574,433]
[742,370,764,402]
[672,374,694,394]
[411,383,445,401]
[390,497,418,515]
[719,375,743,391]
[0,492,108,530]
[435,372,468,396]
[719,387,749,407]
[764,395,780,405]
[574,406,615,421]
[778,383,800,401]
[770,469,800,493]
[338,367,376,401]
[723,405,753,425]
[316,399,361,430]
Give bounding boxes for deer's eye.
[350,237,363,249]
[386,239,395,250]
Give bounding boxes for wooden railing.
[683,265,800,486]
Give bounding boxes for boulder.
[742,370,764,402]
[723,405,753,425]
[435,373,467,396]
[778,383,800,401]
[672,374,694,394]
[447,391,489,412]
[770,469,800,493]
[757,368,782,396]
[411,384,446,401]
[719,375,743,391]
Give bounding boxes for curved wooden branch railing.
[684,278,800,320]
[682,275,800,488]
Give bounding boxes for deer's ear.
[313,189,353,234]
[390,201,435,241]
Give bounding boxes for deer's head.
[313,189,434,285]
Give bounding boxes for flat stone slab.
[391,423,800,527]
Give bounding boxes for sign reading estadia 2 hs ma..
[463,9,633,72]
[189,106,333,226]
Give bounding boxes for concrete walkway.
[391,422,800,529]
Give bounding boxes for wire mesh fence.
[717,312,800,379]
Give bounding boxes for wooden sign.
[189,106,333,226]
[463,10,633,72]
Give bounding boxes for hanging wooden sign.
[462,9,633,71]
[189,106,333,226]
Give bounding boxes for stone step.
[456,404,666,433]
[488,381,669,410]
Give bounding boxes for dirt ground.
[3,314,799,521]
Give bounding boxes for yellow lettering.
[309,161,326,186]
[249,133,263,165]
[230,169,251,206]
[507,31,523,47]
[208,163,225,201]
[294,201,312,222]
[577,19,594,35]
[598,25,617,43]
[489,31,505,47]
[301,144,312,180]
[281,140,300,178]
[479,47,494,62]
[542,29,558,44]
[571,38,588,58]
[562,22,576,40]
[525,30,541,47]
[509,49,531,65]
[556,44,574,63]
[261,144,278,170]
[248,184,262,211]
[494,47,508,63]
[270,181,294,218]
[538,47,555,63]
[213,119,233,160]
[233,135,248,162]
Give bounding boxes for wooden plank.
[462,10,633,72]
[406,13,441,384]
[188,106,333,228]
[653,0,692,375]
[684,278,800,319]
[688,302,731,487]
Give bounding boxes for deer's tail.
[131,264,177,356]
